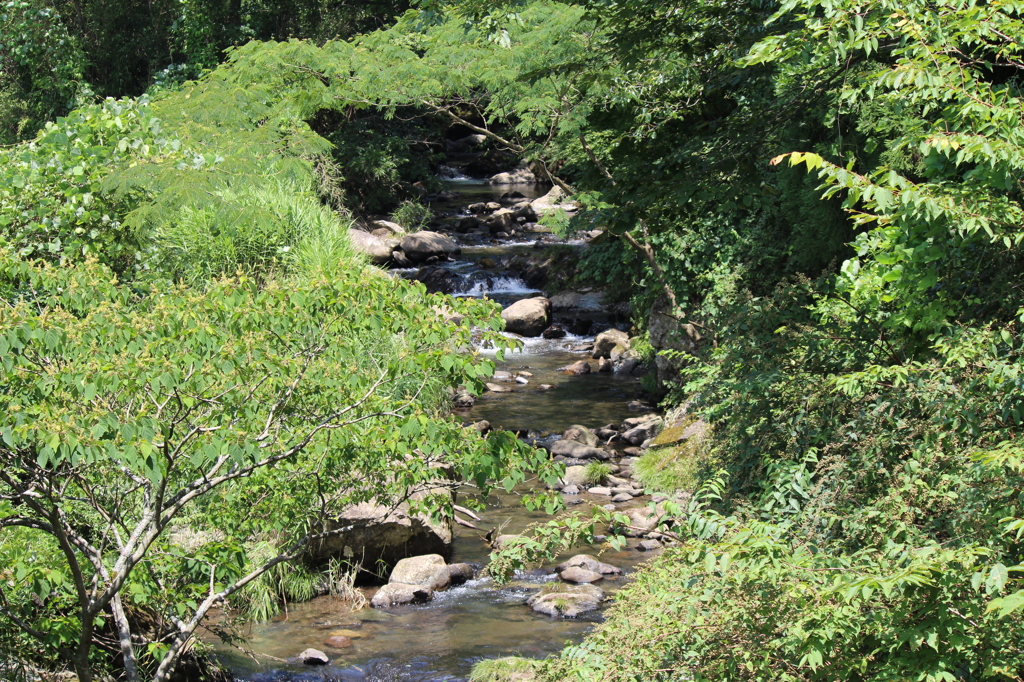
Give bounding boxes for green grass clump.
[469,656,538,682]
[634,419,713,493]
[584,462,612,485]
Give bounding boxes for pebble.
[587,486,611,496]
[515,377,529,384]
[611,493,633,503]
[486,382,512,393]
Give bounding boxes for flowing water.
[210,178,655,681]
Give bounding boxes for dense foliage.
[5,0,1024,679]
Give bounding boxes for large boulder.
[370,219,406,235]
[501,297,552,337]
[527,583,604,617]
[549,440,611,460]
[592,329,630,359]
[310,499,452,569]
[562,425,599,448]
[371,583,433,608]
[389,554,451,591]
[400,231,461,264]
[349,229,394,266]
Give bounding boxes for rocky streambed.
[209,169,689,681]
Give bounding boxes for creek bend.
[209,178,662,681]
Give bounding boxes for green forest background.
[2,0,1024,680]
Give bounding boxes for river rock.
[613,349,645,376]
[323,635,353,649]
[638,539,663,551]
[622,417,664,445]
[587,486,611,496]
[391,250,412,268]
[448,563,475,585]
[486,382,512,393]
[527,583,604,618]
[562,484,580,495]
[370,219,405,235]
[559,566,603,584]
[349,229,394,265]
[530,185,579,216]
[622,415,659,430]
[413,266,458,294]
[400,231,461,264]
[609,344,629,362]
[561,465,589,488]
[560,361,591,375]
[501,297,552,337]
[549,440,610,460]
[513,204,538,222]
[371,583,433,607]
[618,507,664,538]
[538,384,555,390]
[592,329,630,359]
[542,324,566,339]
[453,390,475,408]
[611,493,633,503]
[611,486,639,496]
[556,554,623,576]
[562,425,599,447]
[472,420,491,435]
[486,208,516,233]
[469,202,488,214]
[311,500,452,570]
[456,216,480,233]
[488,165,539,185]
[597,357,612,372]
[486,201,502,210]
[298,648,330,665]
[389,554,451,591]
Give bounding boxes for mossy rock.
[636,418,713,493]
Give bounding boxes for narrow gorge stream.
[210,176,662,682]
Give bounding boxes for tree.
[0,252,558,682]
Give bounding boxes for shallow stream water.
[210,177,654,681]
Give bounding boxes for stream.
[208,175,659,681]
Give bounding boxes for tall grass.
[148,178,357,287]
